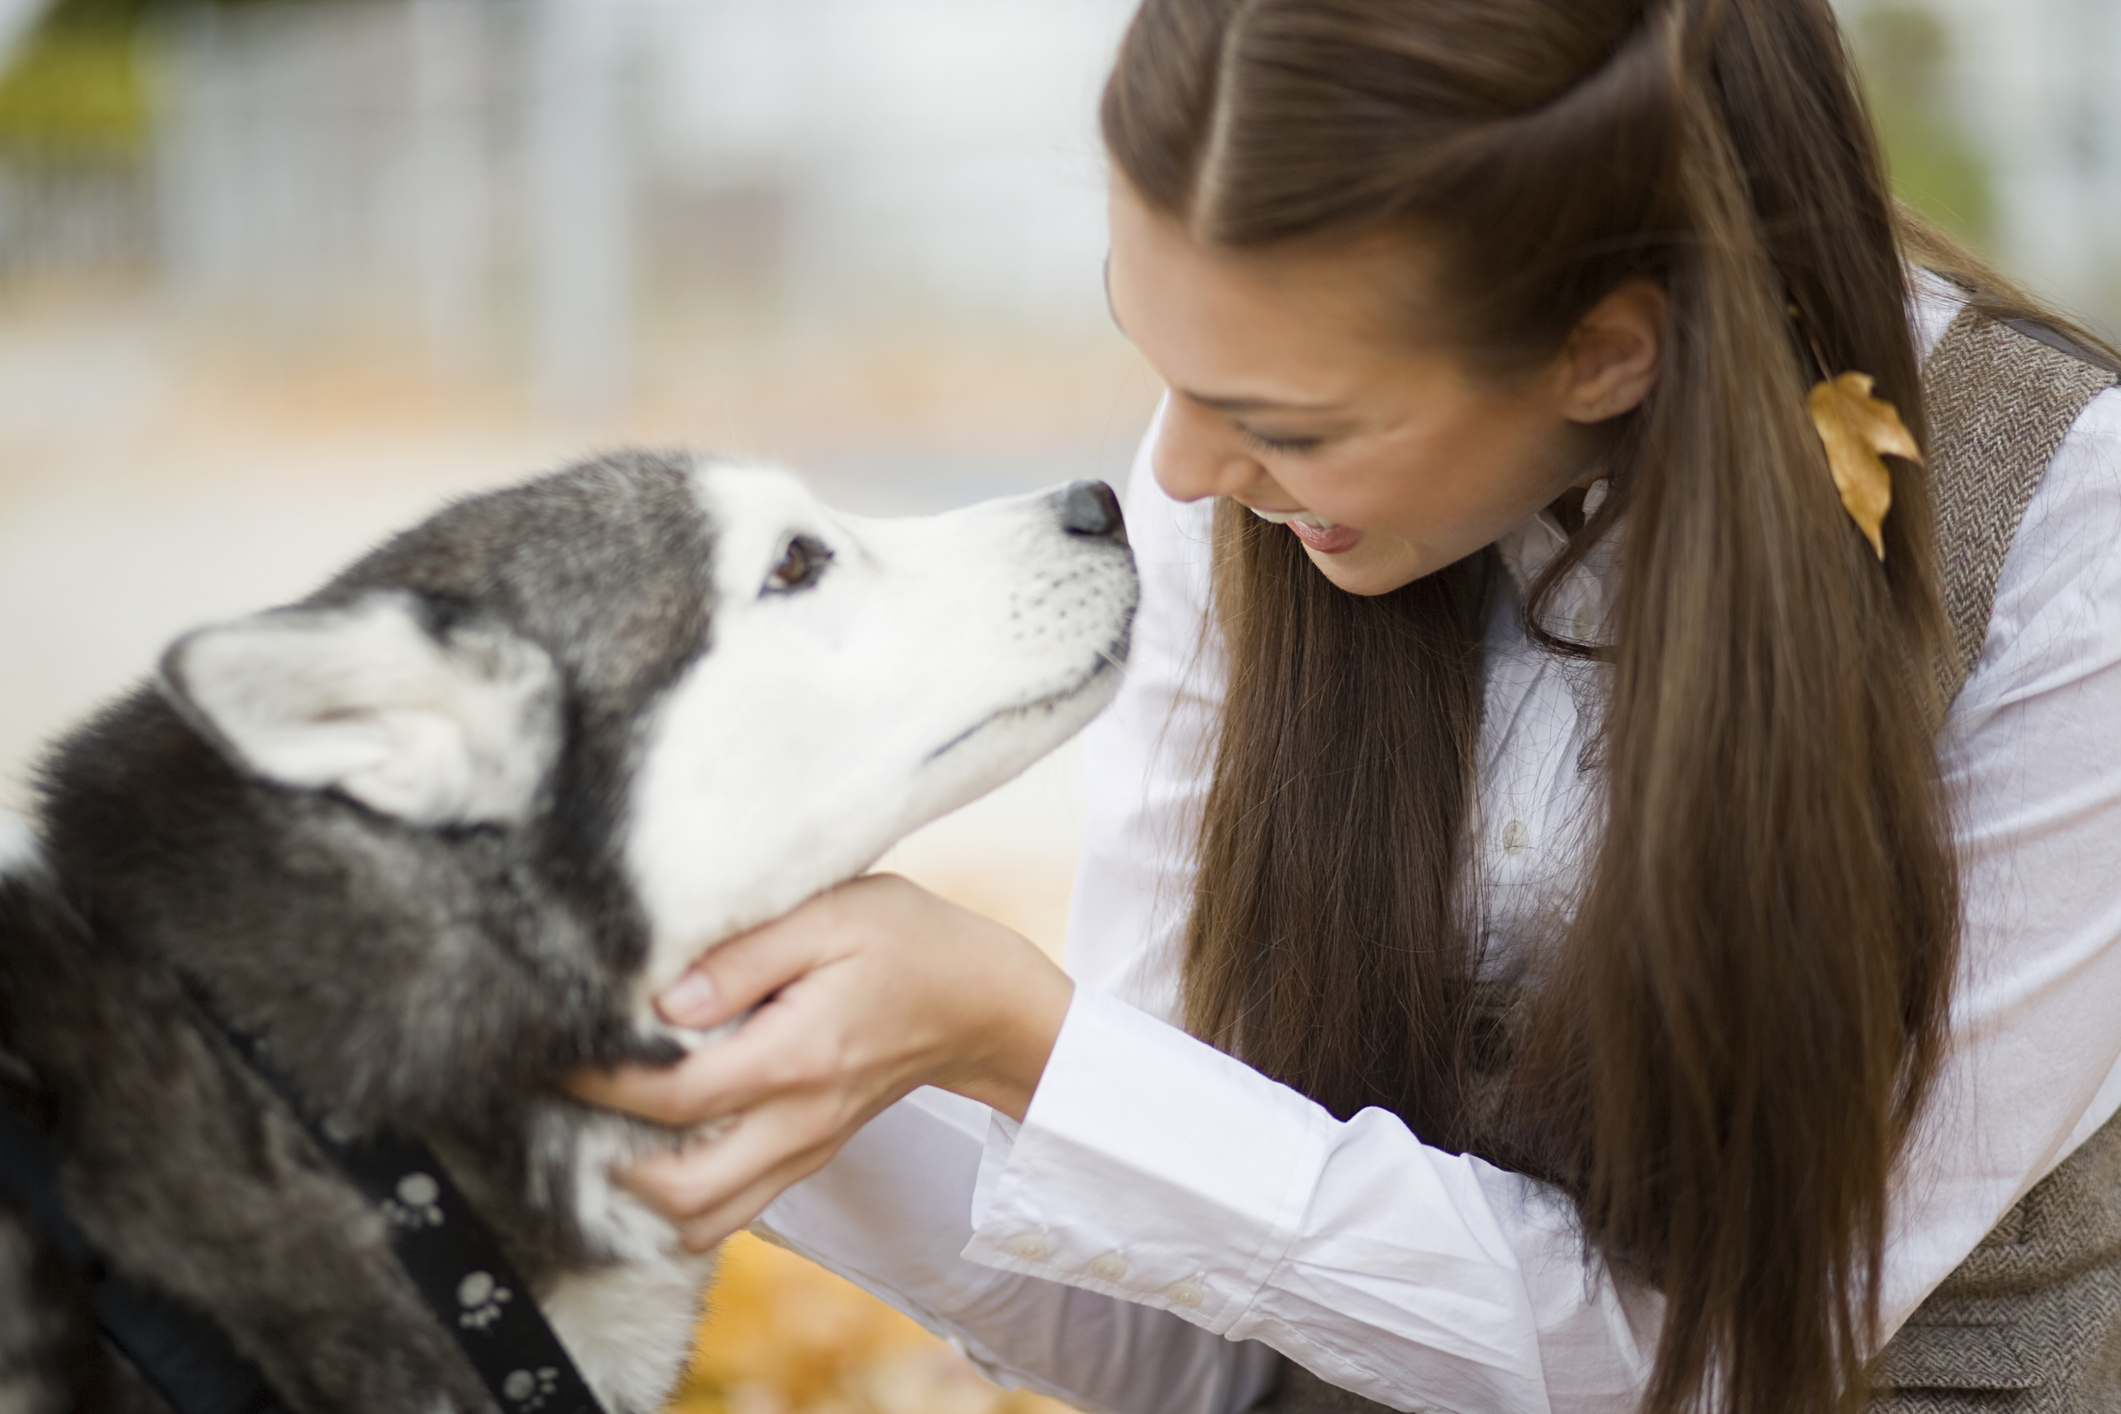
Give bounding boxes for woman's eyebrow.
[1186,391,1344,414]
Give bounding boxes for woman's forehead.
[1106,178,1453,408]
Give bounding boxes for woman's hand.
[565,873,1073,1251]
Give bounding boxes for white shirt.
[756,278,2121,1414]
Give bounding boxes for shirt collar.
[1495,478,1613,605]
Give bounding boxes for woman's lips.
[1245,502,1362,555]
[1288,519,1362,554]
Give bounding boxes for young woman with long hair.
[573,1,2121,1410]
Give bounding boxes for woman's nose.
[1151,398,1263,504]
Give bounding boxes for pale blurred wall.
[4,0,2114,388]
[1837,0,2121,330]
[147,0,1139,416]
[1920,0,2120,317]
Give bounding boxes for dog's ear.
[158,591,562,828]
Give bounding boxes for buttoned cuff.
[962,987,1335,1334]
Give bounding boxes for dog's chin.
[905,654,1123,828]
[924,654,1122,770]
[624,653,1125,1028]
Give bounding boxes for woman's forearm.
[756,1084,1282,1414]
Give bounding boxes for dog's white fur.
[625,464,1130,1002]
[524,1106,720,1410]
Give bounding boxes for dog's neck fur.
[33,689,680,1143]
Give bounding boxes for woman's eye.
[765,536,832,594]
[1241,428,1324,456]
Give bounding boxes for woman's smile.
[1238,501,1365,554]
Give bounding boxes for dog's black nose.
[1060,480,1125,539]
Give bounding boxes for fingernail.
[659,970,718,1028]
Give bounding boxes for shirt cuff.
[963,987,1336,1335]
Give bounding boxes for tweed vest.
[1252,310,2121,1414]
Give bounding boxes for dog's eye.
[764,535,831,595]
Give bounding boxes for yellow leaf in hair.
[1807,371,1921,561]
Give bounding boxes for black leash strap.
[0,1102,286,1414]
[194,994,609,1414]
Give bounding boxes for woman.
[573,1,2121,1410]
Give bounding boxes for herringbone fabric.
[1868,315,2118,1411]
[1926,311,2119,704]
[1252,313,2118,1414]
[1873,1108,2121,1408]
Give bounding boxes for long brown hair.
[1103,3,1983,1411]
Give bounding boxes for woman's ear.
[1557,279,1666,424]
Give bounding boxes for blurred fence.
[0,0,2115,395]
[2,0,1138,415]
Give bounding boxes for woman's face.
[1106,177,1659,596]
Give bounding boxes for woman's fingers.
[670,1143,838,1251]
[566,993,836,1125]
[656,893,851,1030]
[567,873,1068,1246]
[621,1095,858,1248]
[562,1055,704,1124]
[569,881,897,1123]
[564,1042,763,1127]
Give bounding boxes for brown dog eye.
[765,536,830,594]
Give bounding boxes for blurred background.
[0,0,2113,1410]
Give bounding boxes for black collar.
[190,981,610,1414]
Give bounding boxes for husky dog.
[0,452,1136,1414]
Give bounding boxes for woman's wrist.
[939,948,1075,1123]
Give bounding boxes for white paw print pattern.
[381,1172,445,1230]
[457,1270,514,1331]
[502,1367,560,1412]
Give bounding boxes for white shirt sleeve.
[767,379,2121,1414]
[962,990,1661,1414]
[1062,396,1221,1028]
[754,1083,1282,1414]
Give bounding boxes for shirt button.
[1501,819,1530,856]
[1007,1233,1053,1262]
[1167,1277,1206,1308]
[1089,1253,1129,1282]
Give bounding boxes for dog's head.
[143,453,1133,1052]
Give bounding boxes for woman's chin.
[1301,537,1432,597]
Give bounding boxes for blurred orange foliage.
[669,1233,1078,1414]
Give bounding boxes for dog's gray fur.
[0,451,1135,1414]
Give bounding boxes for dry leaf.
[1807,371,1921,560]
